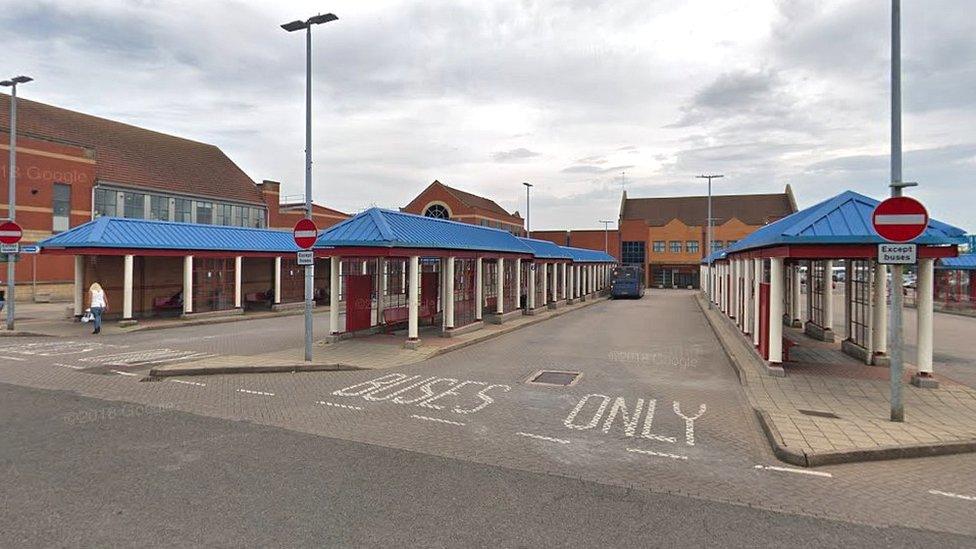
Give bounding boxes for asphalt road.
[2,382,971,548]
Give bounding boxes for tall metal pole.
[303,24,314,362]
[522,182,532,238]
[599,220,613,253]
[697,174,724,309]
[6,83,18,330]
[888,0,906,421]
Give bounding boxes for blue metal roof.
[726,190,966,254]
[40,216,301,253]
[700,249,727,265]
[517,237,573,259]
[938,254,976,270]
[560,246,616,263]
[316,208,534,255]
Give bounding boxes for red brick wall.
[403,182,524,234]
[569,230,619,259]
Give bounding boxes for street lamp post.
[599,220,613,253]
[282,13,337,362]
[522,182,533,238]
[697,174,724,310]
[2,75,32,331]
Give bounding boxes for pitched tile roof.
[436,181,521,219]
[0,95,265,205]
[622,192,794,226]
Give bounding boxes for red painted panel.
[420,272,439,314]
[345,275,373,332]
[759,282,770,360]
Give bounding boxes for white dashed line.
[516,432,571,444]
[317,401,365,411]
[1,355,26,361]
[169,379,206,387]
[110,370,141,377]
[929,489,976,502]
[627,448,689,461]
[754,465,832,478]
[54,362,83,369]
[410,414,465,426]
[237,389,275,396]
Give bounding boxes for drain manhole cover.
[528,370,581,386]
[797,409,840,419]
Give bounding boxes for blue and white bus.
[610,265,645,299]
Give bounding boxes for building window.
[93,188,117,218]
[669,240,681,253]
[652,240,665,253]
[215,203,233,226]
[150,196,170,221]
[686,240,699,254]
[196,201,213,224]
[621,241,645,265]
[174,198,192,223]
[122,191,146,219]
[423,204,450,219]
[711,240,724,251]
[52,183,70,233]
[726,239,737,247]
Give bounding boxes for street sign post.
[0,243,19,254]
[296,250,314,266]
[872,196,928,243]
[0,220,23,245]
[293,218,318,250]
[878,243,916,265]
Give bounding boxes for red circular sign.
[872,196,929,243]
[0,220,23,245]
[293,218,318,249]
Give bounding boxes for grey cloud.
[562,164,634,174]
[491,148,541,162]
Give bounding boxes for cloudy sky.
[2,0,974,231]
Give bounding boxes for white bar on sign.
[294,230,318,238]
[0,231,22,237]
[874,214,926,225]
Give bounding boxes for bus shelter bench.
[245,290,273,307]
[382,304,435,333]
[152,292,183,313]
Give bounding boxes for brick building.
[402,180,524,236]
[531,229,620,260]
[0,95,347,300]
[618,186,797,288]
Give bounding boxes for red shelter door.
[345,274,373,332]
[758,282,770,359]
[420,272,439,317]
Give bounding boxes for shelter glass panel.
[454,258,477,327]
[810,261,826,327]
[193,257,235,313]
[850,260,871,347]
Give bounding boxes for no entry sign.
[0,220,23,245]
[293,218,318,249]
[872,196,928,243]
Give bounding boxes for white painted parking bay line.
[170,379,206,387]
[929,489,976,502]
[55,363,84,370]
[1,355,26,361]
[516,432,570,444]
[237,389,275,396]
[318,401,364,411]
[411,414,465,426]
[754,465,832,478]
[627,448,689,461]
[110,370,141,377]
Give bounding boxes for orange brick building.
[0,95,348,300]
[618,186,797,288]
[531,229,620,260]
[402,180,524,235]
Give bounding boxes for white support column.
[183,255,193,315]
[872,261,888,357]
[475,257,484,320]
[731,260,738,323]
[234,256,243,309]
[550,262,557,302]
[408,255,420,341]
[915,258,935,377]
[753,258,761,346]
[574,265,580,298]
[274,256,282,304]
[805,261,814,323]
[541,263,549,303]
[742,259,752,334]
[843,260,852,340]
[561,263,567,300]
[73,255,84,317]
[330,257,340,334]
[123,254,134,320]
[823,260,834,332]
[515,258,522,309]
[791,264,802,325]
[496,257,505,314]
[768,257,785,364]
[376,258,387,321]
[444,256,455,330]
[527,262,536,309]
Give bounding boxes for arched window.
[423,204,450,220]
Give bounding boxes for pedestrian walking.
[88,282,107,335]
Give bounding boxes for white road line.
[410,414,465,426]
[169,379,206,387]
[929,489,976,502]
[1,355,26,361]
[110,370,141,377]
[237,389,275,396]
[754,465,832,478]
[516,432,571,444]
[54,362,84,370]
[627,448,689,461]
[317,401,365,411]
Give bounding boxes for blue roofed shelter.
[312,209,615,346]
[932,254,976,313]
[700,190,964,385]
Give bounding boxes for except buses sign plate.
[878,243,917,265]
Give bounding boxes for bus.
[610,265,645,299]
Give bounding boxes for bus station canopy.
[517,237,574,260]
[938,254,976,270]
